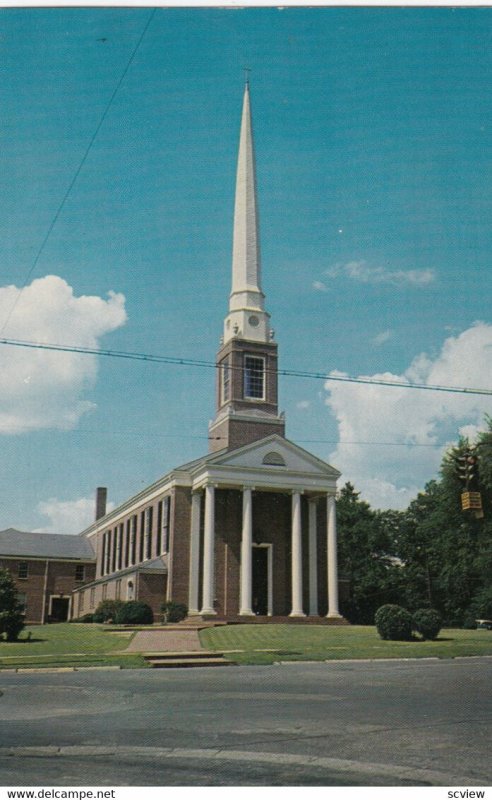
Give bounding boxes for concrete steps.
[143,650,235,669]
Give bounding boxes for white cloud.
[371,329,393,346]
[312,280,328,292]
[0,275,127,434]
[34,495,116,534]
[325,322,492,510]
[326,260,435,287]
[296,400,311,410]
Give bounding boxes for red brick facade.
[0,557,96,624]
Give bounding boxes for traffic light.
[456,451,478,489]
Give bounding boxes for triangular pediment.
[200,435,340,479]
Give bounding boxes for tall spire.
[231,82,262,301]
[223,82,271,345]
[209,83,284,452]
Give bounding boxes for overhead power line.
[0,8,157,337]
[1,336,491,397]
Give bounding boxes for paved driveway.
[0,658,490,786]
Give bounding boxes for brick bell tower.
[209,82,285,453]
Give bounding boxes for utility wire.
[1,335,492,397]
[0,420,448,448]
[0,8,157,337]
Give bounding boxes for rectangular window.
[115,579,122,600]
[144,506,153,560]
[78,592,85,613]
[124,519,131,568]
[90,588,95,609]
[244,355,265,399]
[17,593,27,614]
[130,516,137,566]
[139,512,145,562]
[75,564,85,582]
[117,523,124,571]
[104,530,112,575]
[18,562,28,580]
[111,528,117,573]
[101,533,107,576]
[221,355,231,404]
[156,501,162,555]
[102,583,108,601]
[161,496,170,553]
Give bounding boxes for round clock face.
[249,315,260,328]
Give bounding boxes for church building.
[71,84,344,623]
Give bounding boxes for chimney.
[95,487,107,521]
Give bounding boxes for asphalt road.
[0,657,491,786]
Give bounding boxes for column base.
[187,609,201,616]
[289,611,306,618]
[326,611,343,619]
[239,609,255,616]
[200,608,217,616]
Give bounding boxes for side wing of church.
[70,83,345,623]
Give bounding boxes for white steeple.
[223,82,271,345]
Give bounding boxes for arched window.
[262,451,286,466]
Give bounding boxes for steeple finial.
[243,67,251,86]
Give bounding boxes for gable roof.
[180,435,341,479]
[0,529,95,560]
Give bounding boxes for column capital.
[291,488,305,496]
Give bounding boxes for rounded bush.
[0,610,25,642]
[114,601,154,625]
[375,604,413,641]
[412,608,442,640]
[161,601,188,623]
[70,613,94,623]
[93,599,125,623]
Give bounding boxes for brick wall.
[0,558,95,624]
[168,486,192,607]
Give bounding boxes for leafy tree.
[0,568,25,642]
[397,422,492,625]
[337,483,405,623]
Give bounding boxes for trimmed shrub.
[70,613,95,623]
[375,604,413,641]
[161,601,188,623]
[0,609,25,642]
[93,599,125,623]
[114,601,154,625]
[413,608,442,640]
[462,616,477,630]
[0,568,25,642]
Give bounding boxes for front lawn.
[0,623,146,670]
[1,623,491,670]
[199,624,492,665]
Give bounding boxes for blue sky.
[1,7,491,531]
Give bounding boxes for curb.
[0,745,481,786]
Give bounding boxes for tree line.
[337,417,492,626]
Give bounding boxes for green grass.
[2,623,491,670]
[0,623,147,670]
[199,624,492,665]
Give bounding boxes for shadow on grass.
[5,637,47,644]
[276,650,303,656]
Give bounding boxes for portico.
[183,436,342,620]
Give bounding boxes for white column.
[290,491,305,617]
[239,487,254,616]
[188,491,201,615]
[326,494,342,618]
[200,484,216,615]
[308,498,319,616]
